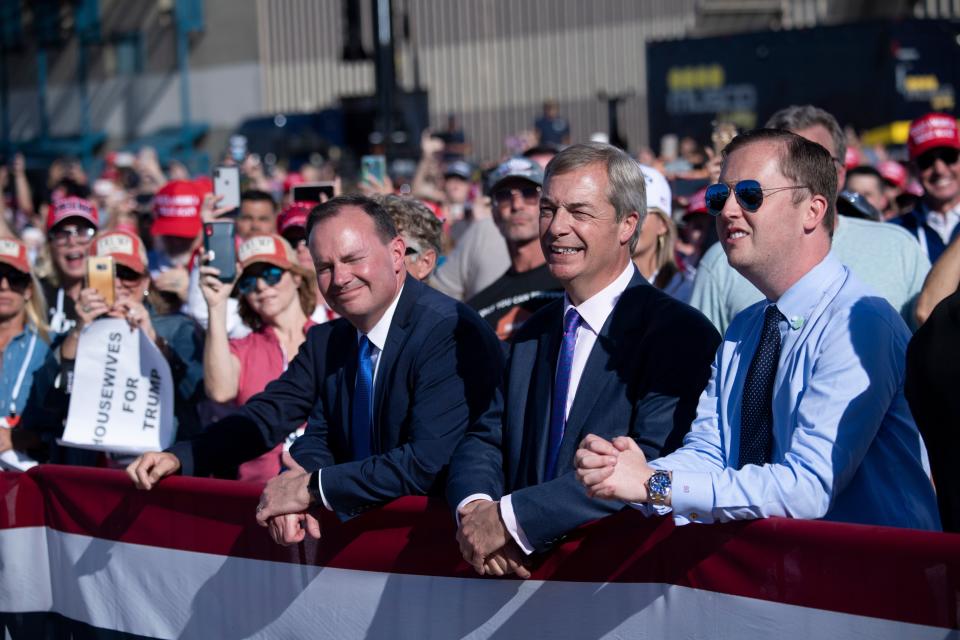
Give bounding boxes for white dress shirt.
[459,262,636,555]
[315,284,404,510]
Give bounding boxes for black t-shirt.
[467,264,563,341]
[535,116,570,145]
[40,276,79,335]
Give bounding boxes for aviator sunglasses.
[705,180,810,216]
[237,265,285,295]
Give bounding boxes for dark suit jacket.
[905,288,960,532]
[447,269,721,552]
[170,275,503,520]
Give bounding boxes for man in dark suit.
[449,143,720,577]
[127,195,503,544]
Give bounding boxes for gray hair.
[542,142,646,252]
[765,105,846,162]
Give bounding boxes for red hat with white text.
[907,113,960,161]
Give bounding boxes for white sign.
[60,318,175,455]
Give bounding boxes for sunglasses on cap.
[49,225,96,245]
[0,266,31,292]
[916,147,960,171]
[237,265,285,295]
[492,185,541,208]
[705,180,810,216]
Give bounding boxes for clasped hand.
[574,434,654,503]
[456,500,530,579]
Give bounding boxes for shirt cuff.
[499,493,535,556]
[316,469,332,512]
[667,470,715,525]
[455,493,493,526]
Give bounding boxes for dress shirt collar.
[563,261,635,333]
[357,283,404,351]
[772,252,844,331]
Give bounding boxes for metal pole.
[372,0,395,156]
[0,48,9,156]
[37,48,49,141]
[177,17,191,141]
[78,42,91,166]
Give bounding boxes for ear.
[802,193,830,233]
[619,210,640,246]
[389,236,406,273]
[419,248,438,278]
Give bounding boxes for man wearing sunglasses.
[449,143,720,578]
[467,157,563,341]
[576,129,940,532]
[690,104,929,333]
[892,113,960,264]
[129,195,503,548]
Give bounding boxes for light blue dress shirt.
[0,324,50,417]
[644,253,941,531]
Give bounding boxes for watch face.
[650,472,670,496]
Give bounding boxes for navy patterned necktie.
[351,336,374,460]
[738,304,785,468]
[545,308,582,480]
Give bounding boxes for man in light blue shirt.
[690,105,930,334]
[575,128,941,531]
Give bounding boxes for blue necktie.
[545,308,582,480]
[351,336,374,460]
[738,304,785,468]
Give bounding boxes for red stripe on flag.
[4,465,960,630]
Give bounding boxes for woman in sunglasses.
[37,196,100,335]
[0,238,53,462]
[19,230,206,466]
[199,233,316,482]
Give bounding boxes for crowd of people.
[1,101,959,579]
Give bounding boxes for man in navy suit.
[449,143,720,577]
[128,195,502,545]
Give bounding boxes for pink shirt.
[228,319,316,482]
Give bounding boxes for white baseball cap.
[638,163,672,218]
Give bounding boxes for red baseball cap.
[91,230,149,275]
[193,176,214,197]
[47,196,99,232]
[0,237,31,274]
[277,201,317,235]
[237,234,297,271]
[877,161,908,189]
[152,180,203,238]
[283,172,305,194]
[907,113,960,161]
[844,147,861,170]
[684,187,709,217]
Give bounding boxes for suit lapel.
[528,307,563,481]
[372,275,420,453]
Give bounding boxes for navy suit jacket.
[446,269,721,551]
[170,275,503,521]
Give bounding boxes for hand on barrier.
[126,452,182,490]
[256,469,312,528]
[482,541,531,579]
[456,499,509,575]
[576,434,652,503]
[267,512,322,546]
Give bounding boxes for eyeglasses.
[0,266,30,293]
[705,180,810,216]
[492,185,541,208]
[237,265,285,295]
[49,225,96,245]
[916,147,960,171]
[116,265,144,283]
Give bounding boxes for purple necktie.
[545,308,582,480]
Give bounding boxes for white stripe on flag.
[1,527,955,640]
